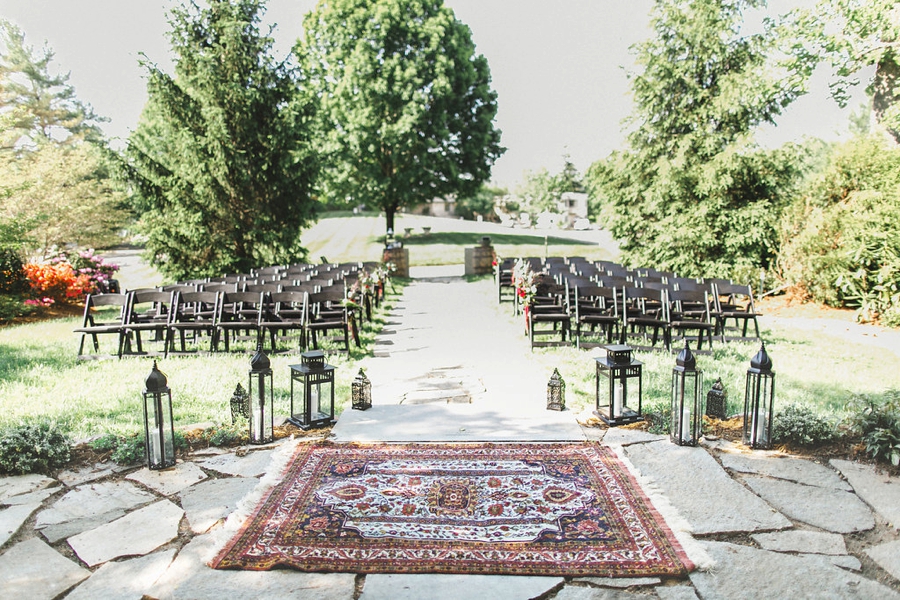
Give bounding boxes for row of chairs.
[75,284,366,360]
[498,257,760,351]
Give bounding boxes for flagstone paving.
[0,267,899,598]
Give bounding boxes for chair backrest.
[713,282,755,312]
[202,282,239,293]
[221,291,265,320]
[308,288,345,318]
[81,292,130,325]
[172,291,223,323]
[670,277,703,291]
[128,290,175,322]
[575,285,618,317]
[270,291,308,320]
[668,289,711,320]
[622,286,669,321]
[160,283,197,294]
[243,282,282,294]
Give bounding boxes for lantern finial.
[675,340,696,370]
[145,360,168,391]
[750,342,772,372]
[250,345,270,372]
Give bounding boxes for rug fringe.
[607,443,714,572]
[204,437,304,564]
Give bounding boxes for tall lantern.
[670,341,703,446]
[594,344,643,426]
[289,350,336,430]
[142,361,176,470]
[351,368,372,411]
[743,342,775,449]
[248,346,274,444]
[547,368,566,411]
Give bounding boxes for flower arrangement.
[513,258,537,307]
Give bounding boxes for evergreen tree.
[587,0,808,279]
[298,0,504,233]
[121,0,319,279]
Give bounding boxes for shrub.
[0,294,32,323]
[50,248,120,295]
[0,422,71,475]
[206,421,249,447]
[844,390,900,466]
[23,261,91,305]
[772,404,837,447]
[111,434,146,465]
[0,247,28,296]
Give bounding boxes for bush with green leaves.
[772,404,837,447]
[779,135,900,326]
[0,422,71,474]
[90,432,145,465]
[844,390,900,466]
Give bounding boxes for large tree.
[121,0,318,279]
[298,0,504,233]
[789,0,900,142]
[587,0,810,280]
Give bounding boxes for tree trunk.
[385,203,397,235]
[873,53,900,143]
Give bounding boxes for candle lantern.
[705,378,728,420]
[289,350,336,430]
[743,342,775,449]
[230,383,250,424]
[248,347,274,444]
[594,344,643,426]
[547,368,566,411]
[670,341,703,446]
[351,368,372,410]
[142,361,176,470]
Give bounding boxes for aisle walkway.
[2,267,900,599]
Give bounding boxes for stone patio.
[1,268,899,599]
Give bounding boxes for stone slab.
[751,530,848,555]
[719,452,851,491]
[574,576,661,588]
[601,428,667,446]
[57,463,126,488]
[0,485,58,506]
[35,481,156,543]
[179,476,259,534]
[552,586,648,600]
[741,474,875,533]
[819,554,862,571]
[0,537,90,600]
[655,586,700,600]
[623,442,791,535]
[332,403,585,442]
[0,473,55,501]
[148,534,356,599]
[0,502,40,547]
[198,449,276,478]
[865,540,900,582]
[65,549,176,600]
[127,461,208,496]
[67,499,184,567]
[360,574,564,600]
[831,459,900,529]
[690,541,900,600]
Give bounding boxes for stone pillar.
[382,247,409,278]
[465,236,495,276]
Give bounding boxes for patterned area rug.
[210,442,693,577]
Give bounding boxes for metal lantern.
[547,368,566,411]
[248,347,274,444]
[595,344,643,426]
[671,341,703,446]
[706,378,728,420]
[352,368,372,411]
[142,361,176,470]
[743,342,775,449]
[289,350,336,430]
[230,383,250,424]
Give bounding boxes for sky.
[0,0,869,189]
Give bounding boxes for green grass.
[0,282,406,440]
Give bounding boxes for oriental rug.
[210,442,693,577]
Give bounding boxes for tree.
[0,19,104,149]
[788,0,900,142]
[587,0,809,279]
[455,184,505,222]
[121,0,319,279]
[299,0,504,233]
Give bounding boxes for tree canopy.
[121,0,319,279]
[587,0,810,280]
[298,0,504,233]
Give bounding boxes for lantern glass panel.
[249,368,274,444]
[289,353,336,430]
[142,362,175,470]
[670,369,703,446]
[743,371,775,448]
[594,345,643,426]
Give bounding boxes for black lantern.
[142,361,176,470]
[595,344,643,426]
[547,368,566,411]
[230,383,250,424]
[248,347,274,444]
[289,350,336,430]
[671,341,703,446]
[743,342,775,449]
[706,378,728,420]
[351,368,372,411]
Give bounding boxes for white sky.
[0,0,869,189]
